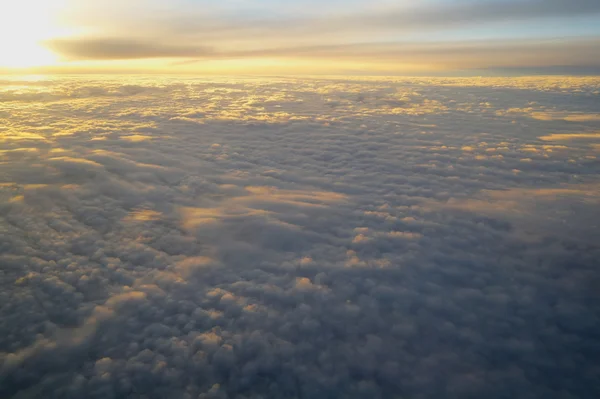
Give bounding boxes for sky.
[0,0,600,74]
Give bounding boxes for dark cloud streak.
[44,38,215,61]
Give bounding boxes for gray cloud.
[353,0,600,31]
[44,38,215,61]
[1,76,599,398]
[87,0,600,39]
[231,37,600,68]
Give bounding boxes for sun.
[0,0,67,68]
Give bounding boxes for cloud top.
[1,75,600,397]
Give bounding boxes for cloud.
[230,37,600,69]
[0,75,599,398]
[45,38,215,61]
[540,132,600,141]
[353,0,600,31]
[35,0,600,73]
[61,0,600,41]
[44,35,600,74]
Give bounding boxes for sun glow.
[0,0,67,68]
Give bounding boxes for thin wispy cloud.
[2,0,600,74]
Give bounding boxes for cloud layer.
[45,37,600,72]
[1,76,600,398]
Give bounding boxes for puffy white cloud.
[0,76,599,398]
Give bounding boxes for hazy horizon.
[1,0,600,75]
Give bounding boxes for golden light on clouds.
[0,0,67,68]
